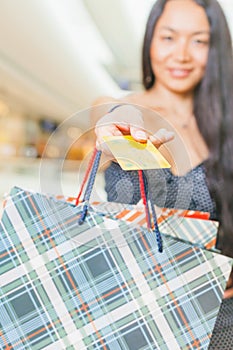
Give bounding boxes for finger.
[130,126,148,143]
[115,123,130,134]
[149,128,175,148]
[226,275,233,288]
[95,125,122,155]
[95,124,122,139]
[223,287,233,299]
[112,105,146,137]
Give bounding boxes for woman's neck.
[144,84,194,118]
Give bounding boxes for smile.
[168,69,192,78]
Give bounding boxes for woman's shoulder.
[90,91,164,129]
[121,91,159,107]
[92,91,164,113]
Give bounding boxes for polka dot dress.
[209,298,233,349]
[105,161,217,219]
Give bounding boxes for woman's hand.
[224,269,233,299]
[95,104,174,156]
[149,128,175,148]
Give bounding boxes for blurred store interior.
[0,0,232,205]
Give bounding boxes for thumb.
[149,128,175,148]
[130,126,148,143]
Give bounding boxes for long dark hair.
[142,0,233,257]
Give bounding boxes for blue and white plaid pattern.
[91,201,219,250]
[0,187,232,349]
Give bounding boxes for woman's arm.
[224,269,233,299]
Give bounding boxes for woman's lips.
[168,68,192,78]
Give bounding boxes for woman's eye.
[162,36,173,41]
[193,39,209,46]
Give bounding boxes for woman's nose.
[173,40,190,62]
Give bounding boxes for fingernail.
[135,131,147,140]
[166,131,175,139]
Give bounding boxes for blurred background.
[0,0,232,203]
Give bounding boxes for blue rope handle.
[149,196,163,253]
[142,171,163,253]
[78,149,163,253]
[78,149,102,224]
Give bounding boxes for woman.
[93,1,233,347]
[94,0,233,256]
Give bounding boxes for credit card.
[103,135,171,170]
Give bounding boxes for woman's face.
[150,0,210,94]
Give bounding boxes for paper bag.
[0,186,232,349]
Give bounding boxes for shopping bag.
[90,201,219,251]
[0,192,232,350]
[0,150,232,349]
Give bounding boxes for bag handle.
[76,148,163,252]
[76,148,101,223]
[138,170,163,252]
[75,148,100,206]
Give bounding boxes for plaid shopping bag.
[90,201,218,251]
[0,185,232,350]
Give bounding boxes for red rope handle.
[138,170,151,228]
[75,148,97,206]
[76,150,163,252]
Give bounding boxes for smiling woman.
[94,0,233,253]
[92,0,233,348]
[149,0,210,94]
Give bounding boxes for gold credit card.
[103,135,171,170]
